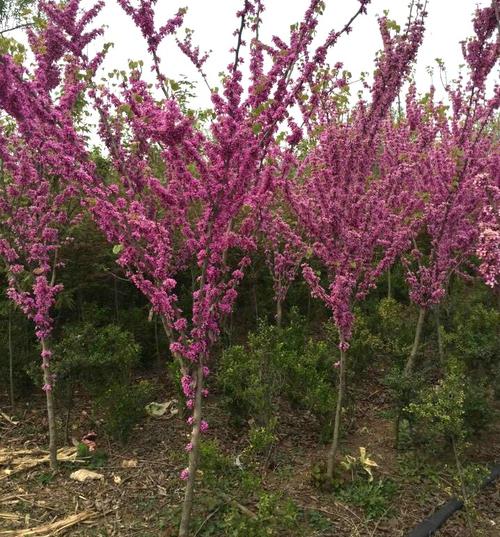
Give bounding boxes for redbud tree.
[400,3,499,379]
[286,10,426,478]
[0,0,103,468]
[43,0,372,534]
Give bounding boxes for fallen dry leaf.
[121,459,138,468]
[69,469,104,482]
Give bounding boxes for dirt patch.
[1,379,499,536]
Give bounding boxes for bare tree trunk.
[395,307,426,447]
[8,304,14,409]
[41,338,57,470]
[403,307,426,376]
[326,334,347,479]
[178,361,204,537]
[276,299,283,328]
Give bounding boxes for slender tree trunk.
[41,338,57,470]
[326,335,347,479]
[395,307,426,447]
[8,304,14,409]
[276,299,283,328]
[435,305,444,366]
[403,307,426,376]
[178,361,204,537]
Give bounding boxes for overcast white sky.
[85,0,493,107]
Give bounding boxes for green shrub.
[217,312,336,430]
[199,439,234,481]
[248,417,278,456]
[53,322,140,397]
[346,307,383,377]
[116,305,162,366]
[217,340,277,427]
[407,303,500,441]
[462,381,494,435]
[406,358,466,448]
[282,335,336,420]
[34,321,150,444]
[451,303,500,411]
[96,380,154,443]
[444,303,499,382]
[373,298,416,365]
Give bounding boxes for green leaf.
[252,122,262,135]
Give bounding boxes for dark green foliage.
[0,299,38,398]
[51,320,153,443]
[402,299,499,449]
[95,380,154,443]
[52,322,140,397]
[370,298,417,365]
[117,306,164,367]
[406,357,495,451]
[444,303,499,378]
[217,310,336,429]
[406,358,467,446]
[25,319,152,444]
[462,381,494,435]
[56,218,163,367]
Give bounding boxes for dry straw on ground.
[0,447,77,481]
[0,511,99,536]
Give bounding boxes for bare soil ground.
[1,375,499,536]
